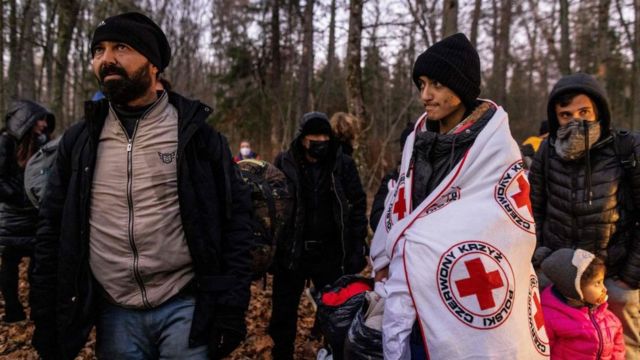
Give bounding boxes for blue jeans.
[96,294,208,360]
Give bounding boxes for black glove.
[208,305,247,359]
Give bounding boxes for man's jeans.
[96,294,208,359]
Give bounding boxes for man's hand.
[208,305,246,359]
[374,266,389,282]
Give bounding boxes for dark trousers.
[0,247,31,320]
[269,264,342,360]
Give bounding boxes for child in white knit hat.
[541,248,625,359]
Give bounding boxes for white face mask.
[240,147,251,157]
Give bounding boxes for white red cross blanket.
[379,104,550,359]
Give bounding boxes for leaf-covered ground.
[0,260,323,359]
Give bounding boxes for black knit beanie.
[91,12,171,72]
[412,33,481,109]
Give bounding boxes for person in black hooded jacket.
[530,72,640,358]
[269,111,367,360]
[0,99,54,323]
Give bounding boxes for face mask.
[307,140,330,160]
[240,147,251,157]
[554,119,601,161]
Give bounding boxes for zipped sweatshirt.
[89,92,193,308]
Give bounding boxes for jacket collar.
[84,91,211,142]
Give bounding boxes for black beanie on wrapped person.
[91,12,171,72]
[412,33,481,110]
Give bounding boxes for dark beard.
[99,62,153,105]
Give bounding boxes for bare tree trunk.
[20,0,36,100]
[346,0,366,123]
[8,0,18,98]
[559,0,571,74]
[316,0,337,114]
[297,0,314,119]
[523,5,539,121]
[269,0,283,158]
[441,0,458,38]
[327,0,336,72]
[52,0,80,128]
[470,0,482,47]
[346,0,368,171]
[492,0,511,105]
[633,0,640,130]
[282,0,300,144]
[0,0,5,113]
[41,1,57,104]
[406,0,433,47]
[596,0,611,78]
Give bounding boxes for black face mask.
[307,140,330,160]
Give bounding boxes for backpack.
[612,130,637,214]
[24,136,61,208]
[237,159,292,279]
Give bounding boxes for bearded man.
[30,12,253,360]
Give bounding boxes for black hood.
[547,73,610,139]
[293,111,332,139]
[4,99,55,141]
[290,112,340,161]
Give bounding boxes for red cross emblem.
[392,187,407,220]
[511,175,532,215]
[455,258,504,310]
[533,292,545,330]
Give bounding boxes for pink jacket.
[542,286,625,360]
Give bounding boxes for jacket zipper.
[589,307,604,360]
[286,157,300,270]
[116,111,152,308]
[331,173,346,273]
[571,169,578,241]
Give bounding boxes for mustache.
[99,64,128,82]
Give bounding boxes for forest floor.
[0,259,323,359]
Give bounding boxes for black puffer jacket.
[30,92,253,359]
[0,100,54,238]
[530,73,640,288]
[274,122,367,274]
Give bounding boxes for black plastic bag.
[315,275,373,360]
[343,293,383,360]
